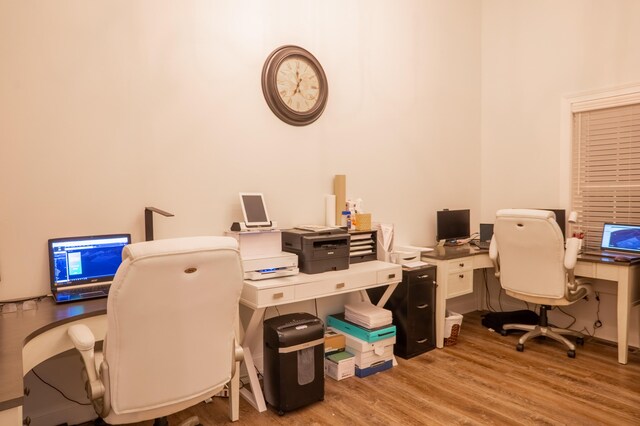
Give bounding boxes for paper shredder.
[263,312,324,415]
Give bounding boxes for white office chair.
[67,236,245,425]
[489,209,593,358]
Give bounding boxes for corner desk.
[421,245,640,365]
[0,260,401,424]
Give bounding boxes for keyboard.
[54,284,111,303]
[473,240,491,250]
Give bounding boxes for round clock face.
[262,46,328,126]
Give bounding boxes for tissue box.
[355,213,372,231]
[391,250,420,265]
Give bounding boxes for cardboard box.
[324,329,346,354]
[325,351,355,381]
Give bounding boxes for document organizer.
[348,230,377,264]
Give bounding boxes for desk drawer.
[446,270,473,298]
[255,286,294,305]
[296,278,356,300]
[447,257,473,273]
[377,269,400,284]
[575,261,595,278]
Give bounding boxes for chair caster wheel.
[576,337,584,346]
[278,410,285,416]
[500,329,508,336]
[516,343,524,352]
[568,350,576,358]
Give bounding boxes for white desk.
[238,260,402,412]
[421,246,640,364]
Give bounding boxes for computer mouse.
[614,256,628,262]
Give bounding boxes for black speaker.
[263,313,324,415]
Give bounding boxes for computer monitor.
[533,208,566,239]
[436,209,471,242]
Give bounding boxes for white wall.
[480,0,640,345]
[0,0,482,301]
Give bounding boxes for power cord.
[593,291,602,330]
[31,368,91,406]
[482,269,495,312]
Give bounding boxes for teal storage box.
[327,313,396,343]
[355,359,393,378]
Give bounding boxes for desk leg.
[359,282,398,308]
[617,271,631,365]
[0,406,21,426]
[239,307,267,412]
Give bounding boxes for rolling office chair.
[489,209,593,358]
[67,236,245,425]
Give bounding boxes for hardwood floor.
[110,311,640,425]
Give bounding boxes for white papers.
[345,301,392,329]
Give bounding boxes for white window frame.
[561,83,640,244]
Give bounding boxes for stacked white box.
[330,327,395,369]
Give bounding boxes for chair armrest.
[489,236,500,278]
[67,324,105,400]
[231,340,244,378]
[564,237,581,271]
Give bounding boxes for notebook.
[583,223,640,261]
[48,234,131,303]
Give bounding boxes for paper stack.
[344,301,392,329]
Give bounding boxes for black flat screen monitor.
[533,208,566,239]
[437,209,470,242]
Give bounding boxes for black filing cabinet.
[368,265,437,359]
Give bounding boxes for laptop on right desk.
[583,223,640,261]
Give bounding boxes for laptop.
[583,223,640,261]
[473,223,494,250]
[48,234,131,303]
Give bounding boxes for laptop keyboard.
[58,284,110,297]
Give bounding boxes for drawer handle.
[416,338,428,344]
[459,274,464,279]
[459,263,465,267]
[416,304,429,309]
[272,292,284,299]
[417,274,429,279]
[388,273,396,279]
[336,282,345,289]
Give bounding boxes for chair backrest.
[493,209,566,299]
[103,236,243,416]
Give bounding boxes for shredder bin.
[263,312,324,415]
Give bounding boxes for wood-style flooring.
[96,311,640,425]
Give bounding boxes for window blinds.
[571,103,640,250]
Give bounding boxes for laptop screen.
[479,223,494,242]
[600,223,640,254]
[48,234,131,289]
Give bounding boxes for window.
[571,92,640,250]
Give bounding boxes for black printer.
[282,228,350,274]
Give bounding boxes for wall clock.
[261,45,328,126]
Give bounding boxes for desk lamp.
[144,207,174,241]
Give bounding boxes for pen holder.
[355,213,371,231]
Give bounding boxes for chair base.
[153,415,200,426]
[503,306,585,358]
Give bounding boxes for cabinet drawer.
[447,257,473,273]
[446,270,473,298]
[255,286,294,305]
